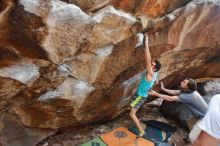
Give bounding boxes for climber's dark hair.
[154,59,161,72]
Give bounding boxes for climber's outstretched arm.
[144,34,153,81]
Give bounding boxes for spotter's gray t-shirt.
[177,91,208,118]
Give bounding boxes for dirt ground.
[37,104,192,146]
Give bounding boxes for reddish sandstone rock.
[0,0,220,145]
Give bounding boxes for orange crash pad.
[100,127,154,146]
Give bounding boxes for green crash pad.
[80,137,107,146]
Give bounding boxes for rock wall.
[0,0,220,145]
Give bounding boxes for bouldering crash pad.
[100,127,154,146]
[80,137,107,146]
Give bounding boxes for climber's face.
[152,61,156,72]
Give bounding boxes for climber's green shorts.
[130,94,146,109]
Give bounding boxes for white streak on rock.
[38,91,60,101]
[37,78,95,105]
[93,6,136,23]
[135,33,144,48]
[0,60,40,86]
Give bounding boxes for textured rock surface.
[0,113,54,146]
[62,0,110,12]
[63,0,193,18]
[0,0,220,145]
[17,0,97,64]
[112,0,193,18]
[90,6,142,48]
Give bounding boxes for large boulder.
[0,0,220,145]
